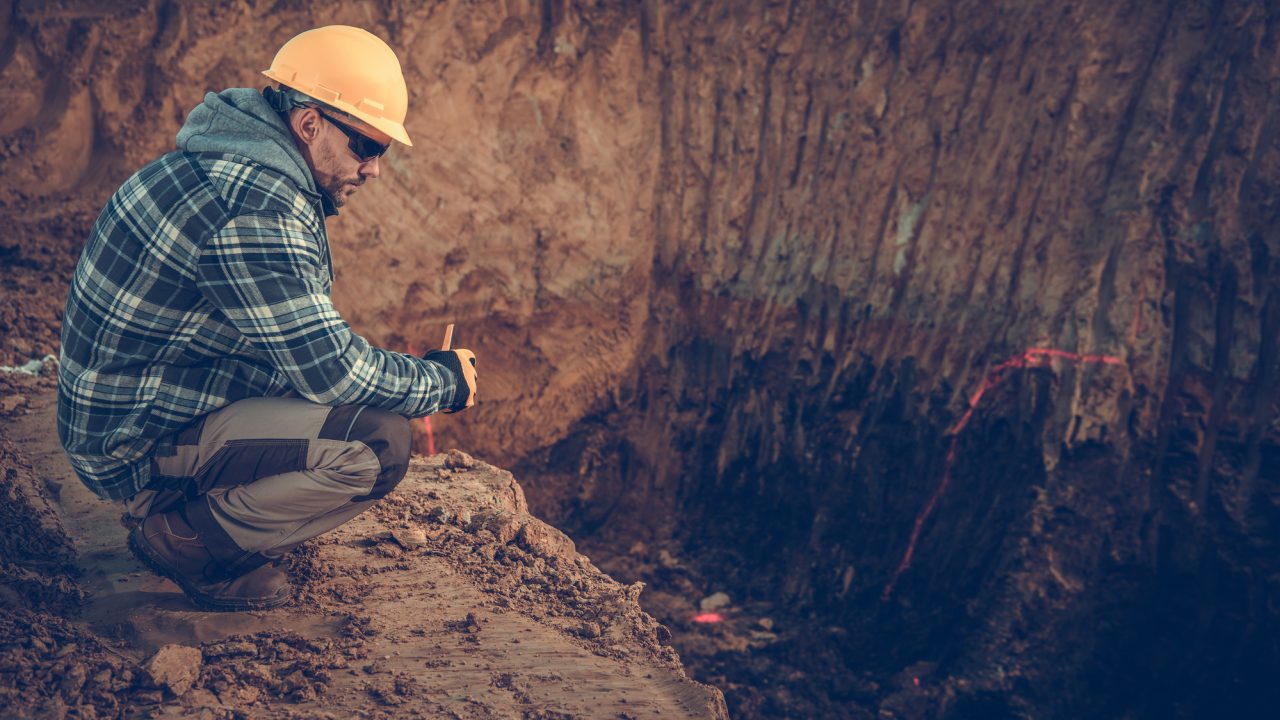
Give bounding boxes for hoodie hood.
[176,88,332,212]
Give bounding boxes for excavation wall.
[2,0,1278,716]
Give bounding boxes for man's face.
[294,108,390,208]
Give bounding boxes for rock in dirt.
[468,511,575,562]
[1,394,27,412]
[391,526,428,549]
[516,518,576,561]
[700,592,731,612]
[145,644,203,696]
[443,449,476,470]
[468,509,521,544]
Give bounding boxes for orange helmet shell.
[263,25,412,146]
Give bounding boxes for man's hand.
[423,349,477,413]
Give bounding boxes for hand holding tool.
[423,323,476,413]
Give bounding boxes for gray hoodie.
[175,88,334,215]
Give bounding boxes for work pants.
[125,396,411,577]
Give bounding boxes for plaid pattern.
[58,151,456,501]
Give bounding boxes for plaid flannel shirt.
[58,150,457,501]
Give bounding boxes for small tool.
[436,322,474,412]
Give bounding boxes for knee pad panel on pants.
[321,406,411,501]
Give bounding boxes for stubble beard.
[324,177,364,208]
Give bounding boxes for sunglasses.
[316,108,389,162]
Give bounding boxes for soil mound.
[0,392,726,719]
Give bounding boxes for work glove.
[423,349,477,413]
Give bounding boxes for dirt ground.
[4,1,1280,717]
[0,380,726,719]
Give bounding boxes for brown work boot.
[128,510,291,611]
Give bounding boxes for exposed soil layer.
[3,1,1280,718]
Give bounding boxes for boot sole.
[127,526,291,612]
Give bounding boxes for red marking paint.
[881,348,1125,601]
[913,677,921,687]
[423,416,436,456]
[407,342,437,456]
[692,613,724,624]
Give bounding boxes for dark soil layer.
[2,1,1279,718]
[509,1,1280,717]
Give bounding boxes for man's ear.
[289,107,324,147]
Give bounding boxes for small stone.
[443,449,476,470]
[625,581,645,603]
[0,394,26,412]
[516,519,576,561]
[455,612,481,634]
[145,644,203,696]
[628,541,648,556]
[658,550,680,568]
[699,592,731,612]
[468,509,521,544]
[391,526,427,549]
[755,617,774,631]
[576,621,602,639]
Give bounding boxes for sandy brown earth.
[0,384,726,719]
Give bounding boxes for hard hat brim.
[262,69,413,147]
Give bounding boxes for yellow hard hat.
[263,25,413,147]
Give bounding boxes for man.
[57,26,477,611]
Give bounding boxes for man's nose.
[360,157,380,179]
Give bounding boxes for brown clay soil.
[0,384,726,719]
[4,1,1280,718]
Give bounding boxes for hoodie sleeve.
[195,211,457,416]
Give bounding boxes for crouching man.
[56,26,477,611]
